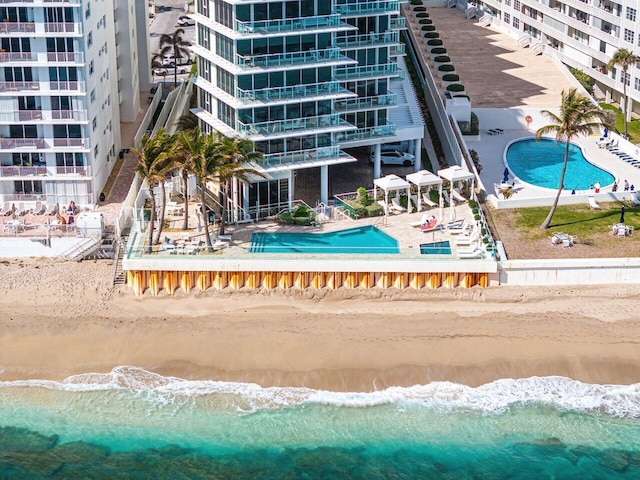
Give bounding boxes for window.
[625,28,634,44]
[622,71,631,86]
[504,13,510,24]
[505,0,511,6]
[635,77,640,91]
[514,0,521,11]
[87,32,92,48]
[92,117,97,131]
[90,89,96,103]
[513,17,519,29]
[89,60,94,75]
[627,7,636,22]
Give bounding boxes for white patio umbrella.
[373,174,411,216]
[406,170,443,218]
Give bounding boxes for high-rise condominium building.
[192,0,424,218]
[476,0,640,116]
[0,0,150,208]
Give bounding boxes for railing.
[0,138,45,149]
[47,52,84,63]
[335,123,396,142]
[53,138,86,147]
[0,165,46,176]
[335,31,399,49]
[50,81,85,91]
[0,22,35,33]
[336,0,399,16]
[390,16,406,30]
[334,63,398,81]
[0,80,85,93]
[0,110,88,122]
[236,47,344,68]
[238,114,351,137]
[44,22,80,33]
[235,14,341,34]
[237,81,352,103]
[0,81,40,92]
[0,52,37,62]
[334,93,397,112]
[260,146,351,167]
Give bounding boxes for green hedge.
[424,32,440,39]
[414,6,426,11]
[427,39,443,46]
[431,47,447,55]
[446,83,465,92]
[343,199,384,218]
[438,64,455,72]
[422,25,436,32]
[419,18,433,25]
[415,12,428,17]
[277,205,316,226]
[410,0,423,5]
[434,56,451,63]
[442,73,460,82]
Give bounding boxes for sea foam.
[1,366,638,417]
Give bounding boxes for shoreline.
[0,258,639,390]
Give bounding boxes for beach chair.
[14,203,27,216]
[420,218,441,232]
[44,203,57,216]
[421,192,437,208]
[0,203,9,216]
[390,197,406,213]
[631,194,640,206]
[33,201,45,215]
[455,226,479,246]
[447,219,468,234]
[410,194,421,211]
[409,213,431,227]
[451,188,467,203]
[587,196,601,210]
[494,128,504,134]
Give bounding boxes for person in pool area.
[631,184,636,191]
[624,179,630,191]
[612,182,618,192]
[594,181,601,193]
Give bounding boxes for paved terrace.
[418,6,574,108]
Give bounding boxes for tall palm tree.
[151,54,166,88]
[607,48,639,138]
[133,130,173,253]
[152,134,179,245]
[213,135,264,235]
[535,88,611,229]
[159,28,191,86]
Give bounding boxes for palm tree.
[152,134,179,245]
[159,28,191,87]
[535,88,611,229]
[133,130,174,253]
[213,135,264,235]
[607,48,639,138]
[151,54,166,88]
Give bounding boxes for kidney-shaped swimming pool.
[505,138,615,190]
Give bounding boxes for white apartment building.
[0,0,150,209]
[473,0,640,117]
[191,0,425,218]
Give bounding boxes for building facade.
[0,0,149,209]
[474,0,640,117]
[192,0,424,219]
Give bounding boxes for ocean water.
[0,367,639,479]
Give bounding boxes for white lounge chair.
[443,190,454,206]
[14,203,27,216]
[631,193,640,206]
[377,200,388,215]
[33,201,45,215]
[0,203,9,216]
[390,197,406,213]
[447,219,468,234]
[410,194,421,211]
[455,226,479,246]
[451,188,467,203]
[421,192,437,208]
[588,195,601,210]
[44,203,57,216]
[409,213,432,227]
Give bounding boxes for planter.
[419,18,433,25]
[446,84,466,95]
[414,6,426,11]
[430,47,447,55]
[437,64,455,79]
[421,25,436,32]
[424,32,440,39]
[433,55,451,63]
[415,12,428,18]
[442,74,460,82]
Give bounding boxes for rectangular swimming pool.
[420,241,452,255]
[250,225,399,254]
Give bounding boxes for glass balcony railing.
[260,146,353,167]
[335,31,399,49]
[235,14,342,34]
[334,93,397,112]
[238,114,351,137]
[236,47,346,69]
[237,81,352,103]
[336,1,399,16]
[335,124,396,143]
[390,43,405,56]
[390,16,407,30]
[334,63,398,81]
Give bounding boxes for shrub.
[431,48,447,55]
[426,39,443,46]
[569,67,594,95]
[442,73,459,82]
[424,32,440,39]
[410,0,423,4]
[438,64,455,72]
[277,206,316,225]
[418,18,431,24]
[366,202,385,217]
[446,83,465,92]
[421,25,435,31]
[293,204,311,217]
[415,12,428,18]
[434,56,450,63]
[414,6,426,11]
[357,187,371,207]
[468,199,478,210]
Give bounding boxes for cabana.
[437,166,475,221]
[406,170,443,218]
[373,174,411,215]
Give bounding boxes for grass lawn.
[490,200,640,259]
[599,102,640,143]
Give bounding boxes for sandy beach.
[0,257,638,389]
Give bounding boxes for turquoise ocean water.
[0,367,639,478]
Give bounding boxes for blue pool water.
[420,241,452,255]
[250,225,399,254]
[506,138,615,190]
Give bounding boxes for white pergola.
[437,166,475,221]
[373,174,411,215]
[406,170,443,219]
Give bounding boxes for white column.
[320,165,329,204]
[414,139,422,172]
[243,182,250,219]
[373,144,382,179]
[288,170,295,209]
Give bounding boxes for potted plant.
[430,47,447,55]
[446,83,466,94]
[424,32,439,39]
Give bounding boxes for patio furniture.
[587,196,601,210]
[0,203,10,216]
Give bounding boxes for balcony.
[238,114,352,137]
[0,51,84,64]
[0,165,90,178]
[334,63,398,81]
[0,110,88,122]
[335,31,399,49]
[260,146,352,168]
[334,93,397,112]
[235,14,342,34]
[335,1,399,17]
[43,22,82,35]
[47,52,84,63]
[335,124,396,143]
[390,16,407,30]
[390,43,405,56]
[236,47,348,69]
[0,22,35,34]
[237,81,353,103]
[0,80,85,94]
[0,81,40,93]
[0,138,88,150]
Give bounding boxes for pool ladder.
[374,216,388,227]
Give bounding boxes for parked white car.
[369,150,415,167]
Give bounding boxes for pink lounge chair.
[420,218,441,232]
